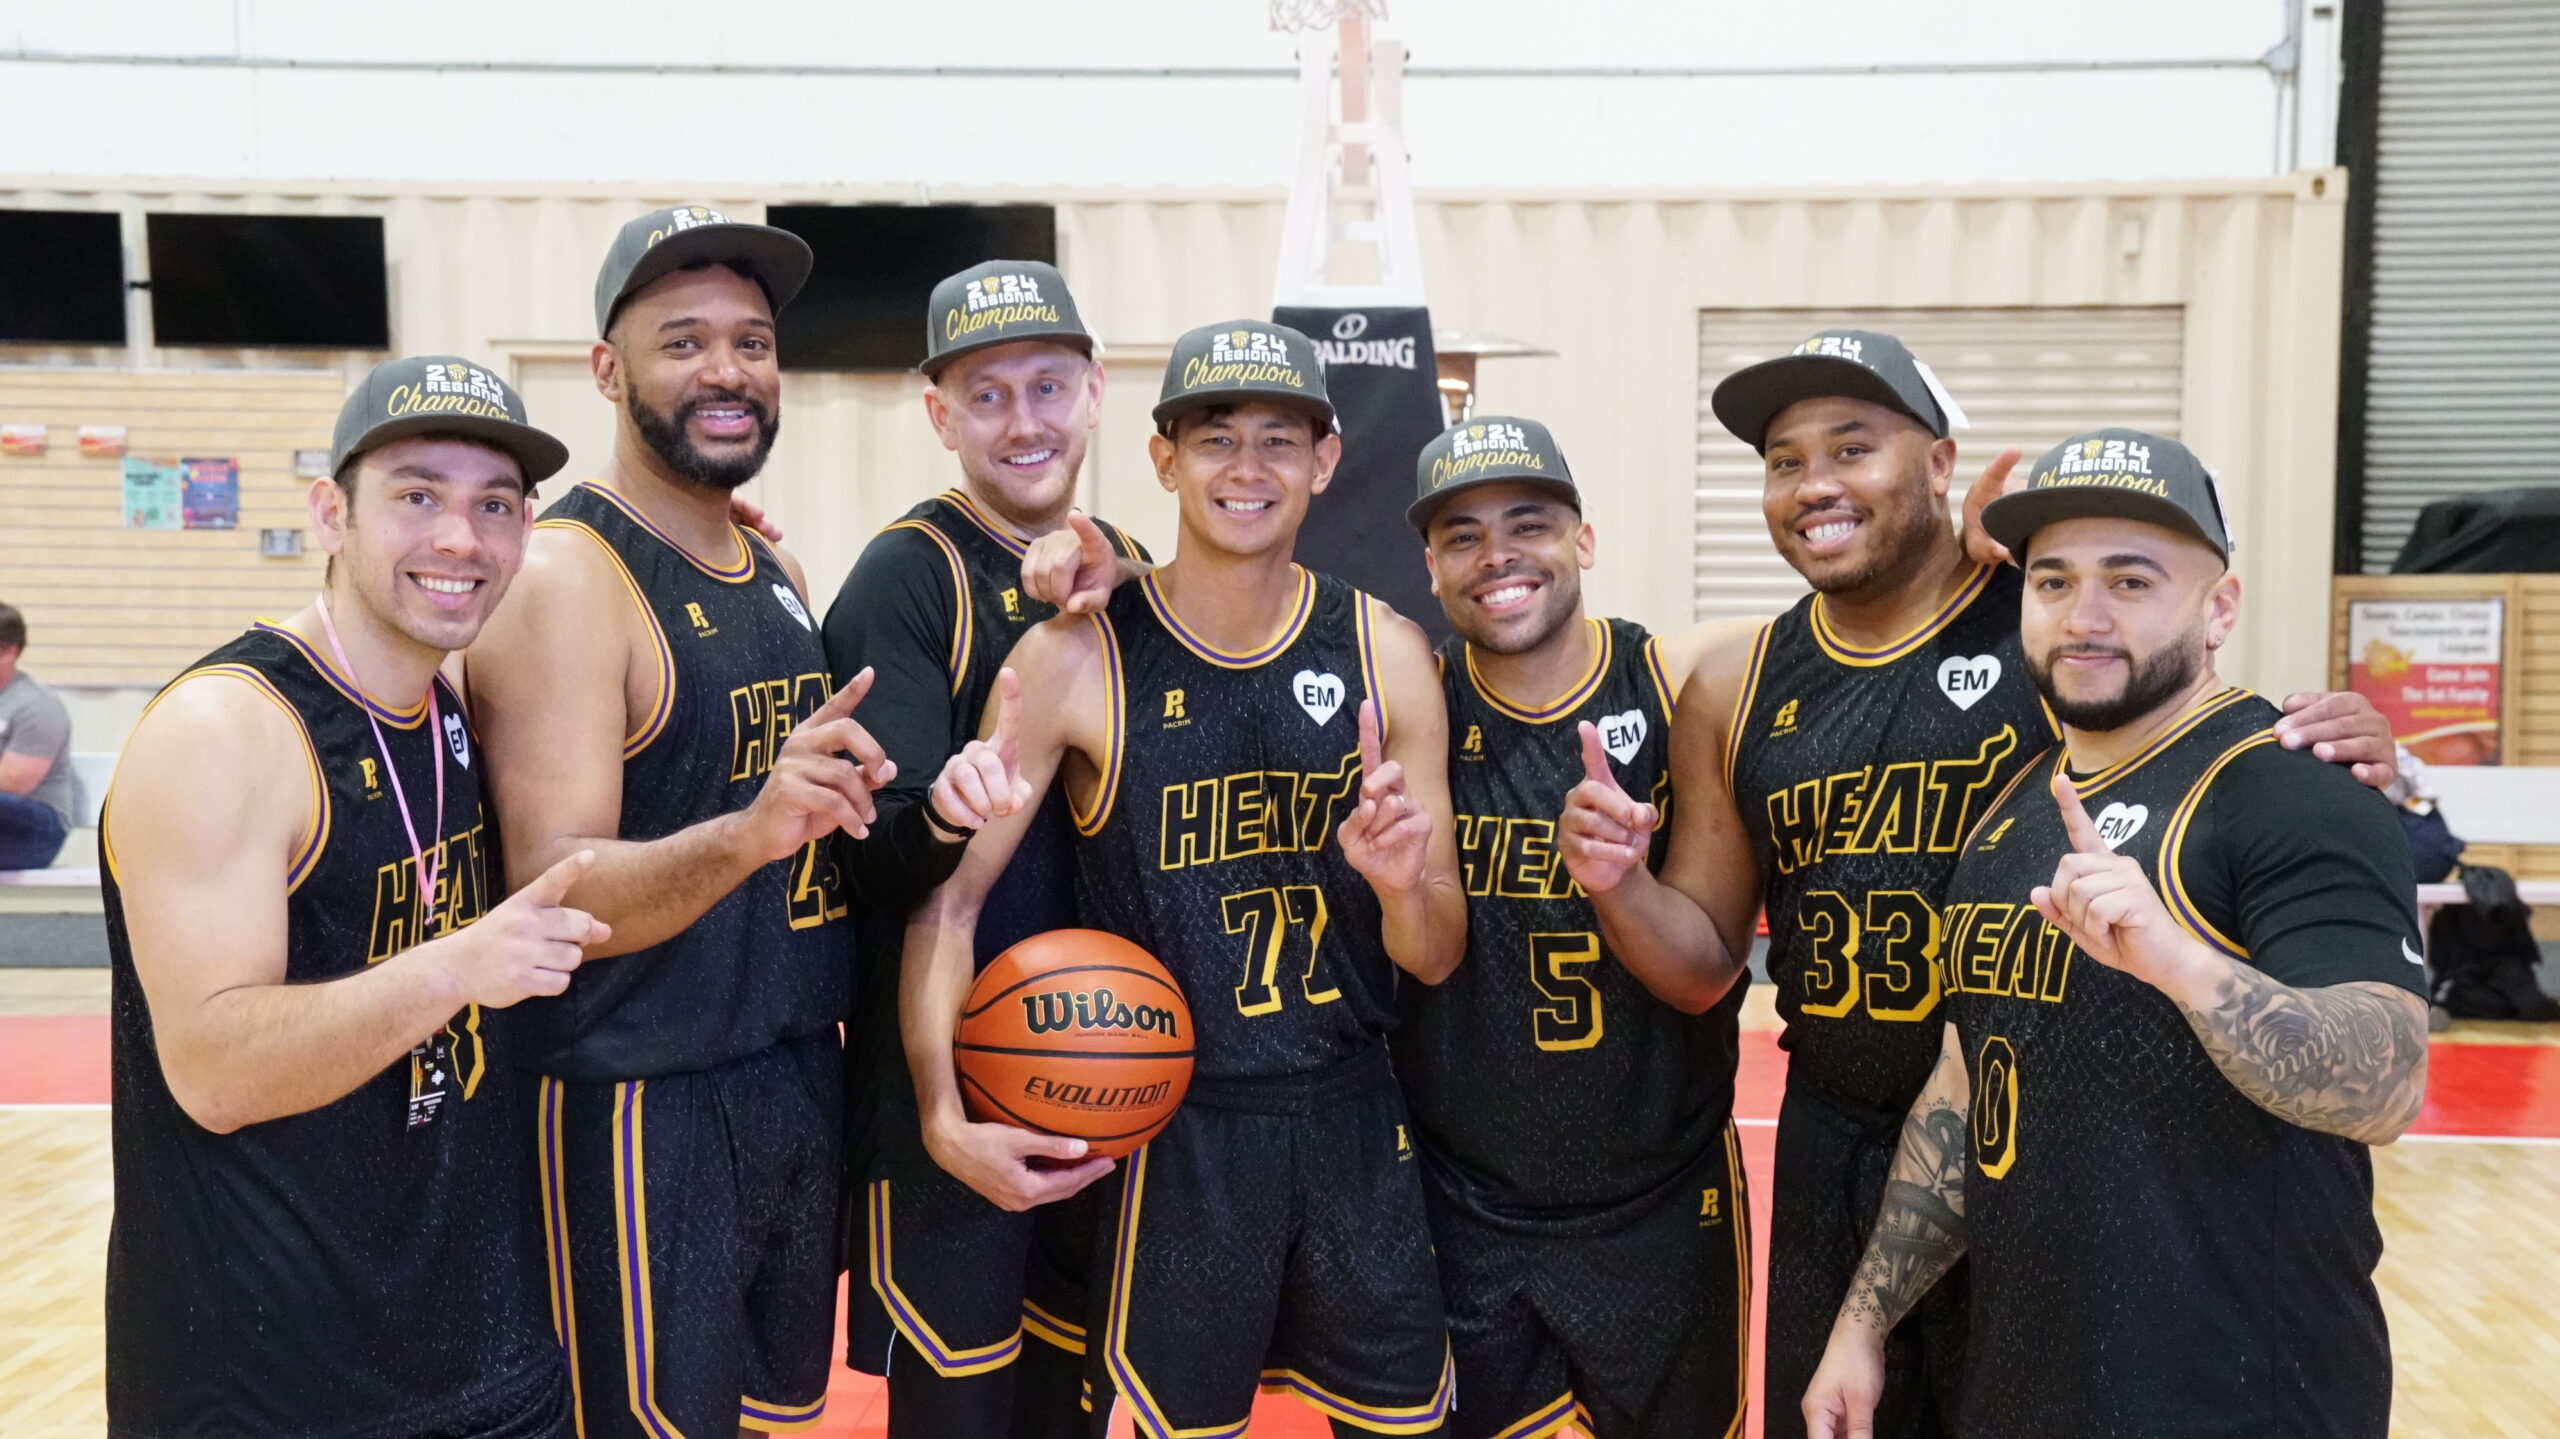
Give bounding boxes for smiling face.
[1759,395,1956,597]
[316,435,531,655]
[1423,483,1593,655]
[926,340,1102,524]
[2020,515,2238,734]
[1149,401,1342,561]
[600,262,781,491]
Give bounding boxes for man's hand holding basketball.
[1558,720,1659,895]
[923,1108,1116,1212]
[439,849,609,1008]
[924,667,1036,844]
[1340,701,1430,895]
[739,667,895,859]
[2031,775,2205,994]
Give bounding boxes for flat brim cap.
[1153,319,1334,429]
[920,259,1093,377]
[595,205,814,336]
[1710,329,1949,452]
[330,355,569,485]
[1407,414,1579,531]
[1983,428,2232,561]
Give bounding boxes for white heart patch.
[2094,802,2149,850]
[772,583,813,630]
[1937,654,2002,711]
[443,712,472,769]
[1598,709,1648,764]
[1292,670,1344,727]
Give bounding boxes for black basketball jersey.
[1728,562,2053,1116]
[1943,688,2406,1438]
[1072,568,1399,1083]
[881,489,1148,959]
[1397,618,1744,1234]
[103,627,558,1436]
[519,481,848,1081]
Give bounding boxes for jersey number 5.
[1796,888,1942,1022]
[1529,932,1605,1051]
[1224,886,1342,1017]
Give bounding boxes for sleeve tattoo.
[1839,1090,1971,1335]
[2171,971,2429,1145]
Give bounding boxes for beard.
[627,387,779,491]
[1796,488,1944,597]
[2027,629,2207,733]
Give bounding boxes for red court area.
[6,1016,2554,1437]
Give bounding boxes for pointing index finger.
[523,848,596,906]
[1357,699,1385,776]
[1577,720,1624,791]
[2053,772,2108,855]
[819,667,874,721]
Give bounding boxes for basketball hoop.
[1268,0,1384,33]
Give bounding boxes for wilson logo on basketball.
[1020,986,1182,1038]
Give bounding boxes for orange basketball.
[955,929,1193,1158]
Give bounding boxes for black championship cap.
[1407,415,1578,532]
[920,259,1093,378]
[1153,319,1334,430]
[1983,428,2234,562]
[594,204,814,336]
[1710,329,1968,453]
[329,355,569,486]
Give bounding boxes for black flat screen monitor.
[0,210,127,344]
[767,204,1057,371]
[145,213,390,349]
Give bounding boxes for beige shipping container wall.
[0,175,2344,721]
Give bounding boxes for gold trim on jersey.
[1643,631,1681,710]
[1808,562,1996,668]
[536,1077,589,1437]
[1355,594,1390,745]
[1463,617,1609,725]
[2157,731,2280,959]
[253,621,429,729]
[1484,1393,1577,1439]
[1964,748,2049,853]
[1073,613,1126,836]
[1723,622,1774,791]
[535,518,676,759]
[1255,1353,1455,1433]
[573,480,758,582]
[1140,566,1315,670]
[103,662,331,894]
[610,1081,691,1439]
[2064,687,2253,800]
[737,1394,828,1434]
[866,1180,1024,1377]
[882,518,974,697]
[1721,1118,1752,1439]
[1022,1298,1087,1355]
[940,487,1033,557]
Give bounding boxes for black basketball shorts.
[1761,1085,1966,1439]
[1103,1047,1452,1438]
[1429,1126,1752,1439]
[537,1030,843,1437]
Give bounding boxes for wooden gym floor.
[4,970,2555,1438]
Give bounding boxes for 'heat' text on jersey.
[1158,752,1364,871]
[1764,728,2020,876]
[729,672,831,781]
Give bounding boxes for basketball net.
[1270,0,1424,308]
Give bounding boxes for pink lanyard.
[314,595,444,913]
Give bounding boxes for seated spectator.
[0,603,74,870]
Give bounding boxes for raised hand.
[743,668,897,860]
[1337,700,1430,895]
[2275,690,2399,790]
[1020,512,1130,616]
[447,849,608,1007]
[1958,446,2025,567]
[927,667,1036,839]
[1558,720,1660,895]
[2029,774,2197,991]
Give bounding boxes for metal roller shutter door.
[1694,306,2186,621]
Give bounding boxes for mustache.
[2046,644,2132,662]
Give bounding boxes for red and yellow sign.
[2347,598,2504,765]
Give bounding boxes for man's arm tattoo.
[1838,1095,1970,1335]
[2172,971,2428,1145]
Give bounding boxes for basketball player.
[825,259,1149,1437]
[466,207,1009,1439]
[1396,415,1758,1439]
[102,357,595,1436]
[1801,430,2427,1439]
[1576,330,2400,1437]
[906,319,1465,1438]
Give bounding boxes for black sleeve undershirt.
[820,526,973,915]
[2176,742,2427,997]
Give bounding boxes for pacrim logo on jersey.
[1020,985,1182,1038]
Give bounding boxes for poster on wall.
[121,456,183,530]
[181,457,240,529]
[2346,597,2504,765]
